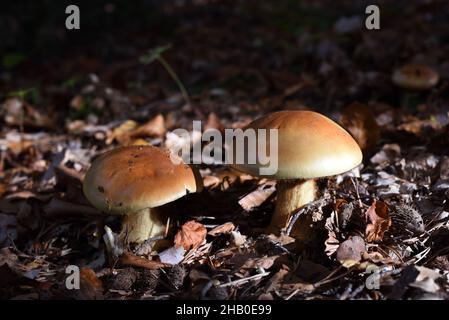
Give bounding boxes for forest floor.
[1,0,449,300]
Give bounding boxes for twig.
[313,266,346,287]
[411,246,431,264]
[218,272,270,288]
[164,216,170,238]
[350,176,363,209]
[285,194,331,236]
[285,288,300,300]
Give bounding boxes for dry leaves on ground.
[365,200,392,242]
[174,220,207,250]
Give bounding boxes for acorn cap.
[83,145,202,215]
[230,110,363,179]
[392,64,439,90]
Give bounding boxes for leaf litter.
[1,1,449,300]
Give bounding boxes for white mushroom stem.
[268,179,317,235]
[120,208,166,243]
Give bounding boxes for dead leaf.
[128,138,150,146]
[128,114,166,139]
[208,222,236,236]
[0,247,19,268]
[336,236,366,267]
[231,231,247,247]
[119,251,171,269]
[257,293,274,300]
[238,180,276,211]
[70,95,85,111]
[174,220,207,250]
[340,102,380,153]
[0,183,6,198]
[324,212,340,256]
[409,266,441,293]
[398,117,440,135]
[2,98,53,128]
[266,233,296,246]
[158,245,186,265]
[335,198,348,212]
[74,268,103,300]
[106,120,138,145]
[203,175,222,189]
[365,200,392,242]
[202,168,253,190]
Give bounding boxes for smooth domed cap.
[230,110,363,179]
[83,145,202,215]
[392,64,439,90]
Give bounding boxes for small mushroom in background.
[392,64,439,90]
[392,64,439,111]
[83,145,203,244]
[230,110,362,237]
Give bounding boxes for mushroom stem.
[120,208,166,243]
[267,179,317,235]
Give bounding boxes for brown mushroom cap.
[392,64,439,90]
[83,145,202,215]
[230,110,363,179]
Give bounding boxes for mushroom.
[392,64,439,90]
[83,145,203,243]
[230,110,362,236]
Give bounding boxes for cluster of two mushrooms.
[83,111,363,245]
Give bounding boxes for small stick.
[164,216,170,238]
[285,195,331,236]
[285,288,300,300]
[218,272,270,288]
[350,176,363,209]
[119,251,171,270]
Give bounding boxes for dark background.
[1,0,448,121]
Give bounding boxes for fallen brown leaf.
[129,114,166,139]
[202,168,253,190]
[238,180,276,211]
[340,102,380,153]
[75,268,103,300]
[365,200,392,242]
[0,183,6,198]
[174,220,207,250]
[106,120,137,145]
[208,222,236,236]
[202,175,222,189]
[398,117,440,135]
[119,251,171,269]
[2,98,53,129]
[336,236,366,267]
